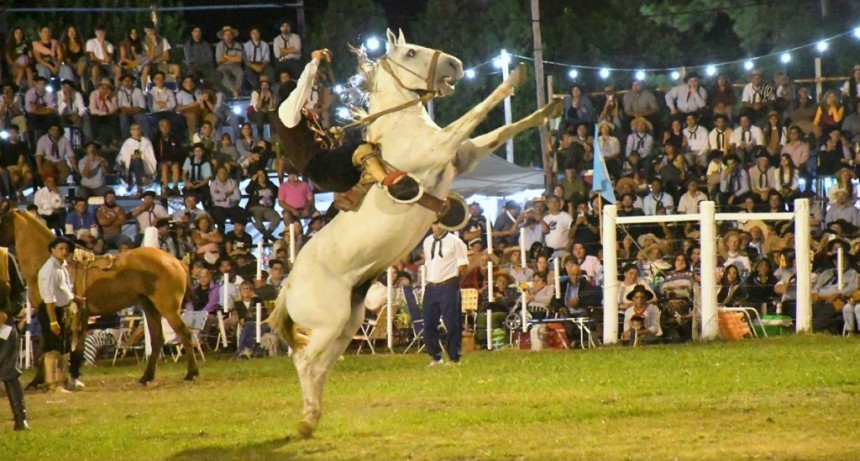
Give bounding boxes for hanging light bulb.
[670,71,680,81]
[816,41,828,52]
[744,60,754,71]
[365,37,381,52]
[705,65,717,77]
[464,69,476,79]
[493,50,511,69]
[780,52,792,63]
[599,68,610,79]
[634,70,646,81]
[567,69,578,80]
[854,26,860,39]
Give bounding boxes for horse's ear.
[397,28,406,45]
[386,29,397,48]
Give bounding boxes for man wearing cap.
[683,113,709,168]
[183,26,218,83]
[35,123,76,184]
[678,178,707,215]
[88,78,119,146]
[664,71,708,119]
[131,190,169,234]
[492,200,522,249]
[741,69,774,125]
[65,196,97,247]
[243,26,274,89]
[0,247,29,429]
[273,21,302,79]
[154,217,182,258]
[461,202,487,248]
[422,221,469,366]
[182,142,212,204]
[623,80,659,125]
[215,26,244,98]
[542,195,571,257]
[24,76,59,133]
[38,236,84,392]
[621,284,662,345]
[625,117,654,171]
[152,117,184,196]
[117,74,149,138]
[225,218,253,258]
[57,79,90,142]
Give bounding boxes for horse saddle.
[72,249,115,271]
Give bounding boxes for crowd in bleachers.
[6,17,860,365]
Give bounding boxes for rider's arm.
[277,57,321,129]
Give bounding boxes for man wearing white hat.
[215,26,244,98]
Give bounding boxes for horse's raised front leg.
[441,63,529,142]
[455,97,563,174]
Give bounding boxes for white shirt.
[422,232,468,283]
[708,127,733,154]
[57,91,87,117]
[243,40,271,64]
[273,32,301,61]
[278,58,319,129]
[683,125,709,156]
[136,202,168,230]
[730,125,764,148]
[364,281,388,314]
[543,211,573,250]
[85,38,115,61]
[642,192,674,215]
[38,256,74,306]
[117,86,146,110]
[119,136,157,176]
[741,83,774,104]
[677,191,707,214]
[34,186,64,216]
[148,86,176,113]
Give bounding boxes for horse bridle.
[378,49,443,95]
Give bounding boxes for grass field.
[1,335,859,460]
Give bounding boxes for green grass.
[2,335,860,460]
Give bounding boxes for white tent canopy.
[451,154,546,196]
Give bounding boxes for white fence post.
[794,198,812,333]
[602,205,619,345]
[700,201,718,341]
[387,266,394,353]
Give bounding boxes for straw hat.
[493,270,515,286]
[598,120,615,132]
[614,177,638,194]
[216,26,239,39]
[630,117,653,132]
[194,213,213,225]
[637,233,660,248]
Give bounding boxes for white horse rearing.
[270,29,560,438]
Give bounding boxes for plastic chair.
[165,311,207,363]
[402,285,425,353]
[112,316,145,365]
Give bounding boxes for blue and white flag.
[591,125,616,204]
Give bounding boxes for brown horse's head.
[0,207,18,248]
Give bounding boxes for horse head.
[0,207,17,247]
[379,28,464,97]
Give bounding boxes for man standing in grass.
[422,221,469,366]
[0,247,30,430]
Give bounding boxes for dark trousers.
[0,325,21,381]
[422,278,462,362]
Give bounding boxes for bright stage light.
[567,69,578,80]
[780,52,792,63]
[705,65,717,77]
[599,68,610,79]
[634,70,646,81]
[744,60,754,71]
[465,69,476,79]
[816,41,828,52]
[365,37,381,52]
[670,71,680,80]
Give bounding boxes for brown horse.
[0,209,198,384]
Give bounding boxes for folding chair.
[353,305,388,354]
[165,311,207,363]
[402,285,425,353]
[461,288,479,333]
[112,316,145,366]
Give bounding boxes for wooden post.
[531,0,551,188]
[815,57,823,102]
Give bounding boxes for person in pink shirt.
[278,173,314,218]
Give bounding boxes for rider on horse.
[275,49,420,207]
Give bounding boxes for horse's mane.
[338,45,376,121]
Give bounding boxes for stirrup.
[436,193,469,231]
[382,171,423,204]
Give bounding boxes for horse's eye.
[406,49,417,57]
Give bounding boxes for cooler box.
[475,312,508,348]
[754,315,793,337]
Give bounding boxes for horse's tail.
[267,286,309,350]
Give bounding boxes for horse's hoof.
[297,421,315,439]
